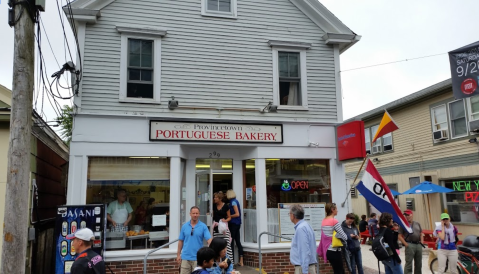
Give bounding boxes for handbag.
[332,231,343,247]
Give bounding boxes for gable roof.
[346,78,452,122]
[0,84,11,108]
[66,0,360,53]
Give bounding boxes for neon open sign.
[281,179,309,191]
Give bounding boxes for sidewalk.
[360,244,432,273]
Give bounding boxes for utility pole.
[1,0,35,273]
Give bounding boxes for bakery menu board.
[278,203,325,242]
[54,205,106,274]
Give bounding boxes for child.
[207,237,234,274]
[192,247,216,274]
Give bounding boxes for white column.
[185,159,196,214]
[169,157,181,248]
[67,155,88,205]
[330,159,348,219]
[232,160,243,241]
[255,158,268,245]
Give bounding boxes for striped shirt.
[321,218,347,251]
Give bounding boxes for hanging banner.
[449,41,479,99]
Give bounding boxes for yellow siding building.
[346,79,479,238]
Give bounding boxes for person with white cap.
[66,228,105,274]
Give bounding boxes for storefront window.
[444,180,479,224]
[266,159,331,243]
[243,159,257,243]
[87,157,171,250]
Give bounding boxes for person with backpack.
[433,213,459,274]
[317,203,348,274]
[373,212,403,274]
[191,247,216,274]
[341,213,363,274]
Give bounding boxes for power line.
[340,52,447,72]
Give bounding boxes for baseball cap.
[66,228,95,241]
[441,213,450,220]
[403,209,413,215]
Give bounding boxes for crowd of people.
[70,191,462,274]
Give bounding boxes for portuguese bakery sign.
[150,121,283,143]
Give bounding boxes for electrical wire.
[340,53,447,72]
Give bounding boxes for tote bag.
[332,231,343,247]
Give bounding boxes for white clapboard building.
[65,0,360,272]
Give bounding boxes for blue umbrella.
[401,181,454,195]
[360,189,401,196]
[401,181,454,229]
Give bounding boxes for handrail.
[257,232,319,274]
[143,239,179,274]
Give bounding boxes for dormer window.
[202,0,237,19]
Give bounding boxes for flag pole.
[341,156,368,207]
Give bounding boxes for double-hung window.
[365,125,393,154]
[127,39,153,99]
[279,52,301,106]
[431,105,448,131]
[270,41,311,110]
[469,96,479,121]
[202,0,237,18]
[117,26,166,104]
[448,100,467,138]
[365,128,371,154]
[370,125,382,154]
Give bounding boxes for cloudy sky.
[1,0,478,122]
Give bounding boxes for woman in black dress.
[213,192,233,264]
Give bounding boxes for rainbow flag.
[372,111,399,143]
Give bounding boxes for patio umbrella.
[401,181,454,229]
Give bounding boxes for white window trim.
[430,104,449,142]
[271,46,309,110]
[201,0,237,19]
[447,99,468,139]
[365,125,393,154]
[117,26,167,104]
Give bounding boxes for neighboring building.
[0,85,69,273]
[346,78,479,238]
[65,0,360,273]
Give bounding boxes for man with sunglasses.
[177,206,212,274]
[398,209,423,274]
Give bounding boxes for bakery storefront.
[67,118,350,274]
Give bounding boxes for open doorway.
[195,159,233,226]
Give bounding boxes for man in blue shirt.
[289,204,317,274]
[177,206,212,274]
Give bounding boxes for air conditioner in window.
[469,120,479,133]
[371,146,380,154]
[433,130,448,141]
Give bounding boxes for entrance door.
[195,159,233,226]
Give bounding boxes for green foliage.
[353,213,359,226]
[56,105,73,145]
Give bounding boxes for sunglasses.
[191,227,194,236]
[442,218,449,221]
[404,214,410,216]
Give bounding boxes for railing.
[257,232,319,274]
[143,239,179,274]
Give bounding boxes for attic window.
[202,0,237,19]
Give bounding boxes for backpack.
[191,269,209,274]
[371,229,393,261]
